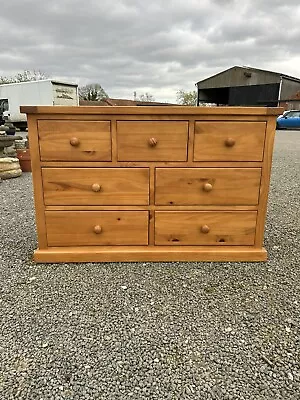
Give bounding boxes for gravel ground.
[0,131,299,400]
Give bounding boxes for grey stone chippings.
[0,131,300,399]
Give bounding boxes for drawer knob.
[91,183,101,192]
[203,183,213,192]
[225,137,235,147]
[148,137,158,147]
[201,225,210,234]
[70,137,80,147]
[93,225,102,234]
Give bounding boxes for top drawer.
[38,120,111,161]
[117,121,188,161]
[194,121,266,161]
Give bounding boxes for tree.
[78,84,108,101]
[0,70,48,84]
[137,92,155,102]
[15,70,48,82]
[0,77,13,84]
[176,90,197,106]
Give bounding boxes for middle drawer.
[42,168,150,205]
[155,168,261,205]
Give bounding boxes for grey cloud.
[0,0,299,102]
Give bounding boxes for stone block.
[0,157,22,179]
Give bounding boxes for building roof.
[196,66,300,85]
[0,79,78,87]
[80,98,175,106]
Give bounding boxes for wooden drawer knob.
[70,137,80,147]
[91,183,101,192]
[148,137,158,147]
[203,183,213,192]
[93,225,102,234]
[201,225,210,234]
[225,137,235,147]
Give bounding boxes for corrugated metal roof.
[196,66,300,85]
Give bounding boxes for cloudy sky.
[1,0,300,102]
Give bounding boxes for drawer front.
[38,120,111,161]
[42,168,149,205]
[194,122,266,161]
[117,121,188,161]
[155,168,261,205]
[155,211,257,245]
[46,211,149,246]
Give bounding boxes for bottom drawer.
[45,211,149,246]
[155,211,257,245]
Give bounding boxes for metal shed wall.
[197,67,281,89]
[280,79,300,101]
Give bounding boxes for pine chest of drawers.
[21,106,281,263]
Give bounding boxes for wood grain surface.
[38,120,111,161]
[155,168,261,205]
[194,121,266,161]
[155,211,257,245]
[42,168,150,205]
[117,121,188,161]
[46,211,149,246]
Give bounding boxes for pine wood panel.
[38,120,111,161]
[40,161,263,168]
[187,117,196,163]
[26,115,48,248]
[24,114,273,122]
[117,121,188,161]
[194,122,266,161]
[45,211,149,246]
[34,246,267,262]
[44,205,259,211]
[149,166,155,245]
[155,211,257,245]
[42,168,149,205]
[20,105,283,116]
[255,117,277,247]
[155,168,261,205]
[111,118,118,163]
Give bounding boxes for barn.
[196,66,300,108]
